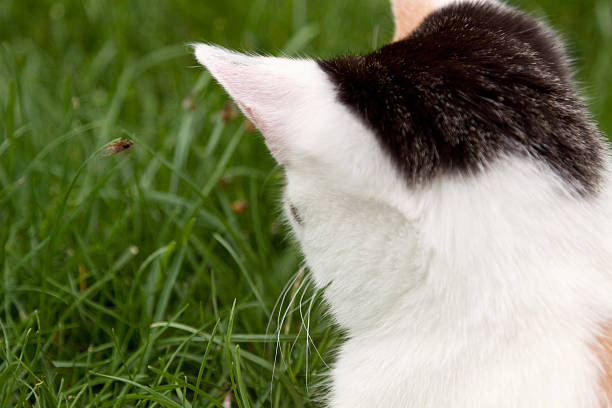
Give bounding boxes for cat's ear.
[390,0,436,41]
[193,43,311,161]
[390,0,499,40]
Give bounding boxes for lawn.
[0,0,610,406]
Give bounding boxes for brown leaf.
[79,264,87,292]
[231,200,249,213]
[222,101,236,122]
[245,120,256,132]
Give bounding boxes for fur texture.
[193,0,612,406]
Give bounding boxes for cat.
[193,0,612,406]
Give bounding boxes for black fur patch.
[318,2,606,194]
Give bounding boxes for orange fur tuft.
[595,324,612,407]
[390,0,435,41]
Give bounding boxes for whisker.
[306,287,330,369]
[275,270,309,369]
[268,267,305,398]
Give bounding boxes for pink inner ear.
[194,44,292,163]
[239,104,267,134]
[237,102,285,161]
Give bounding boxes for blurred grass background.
[0,0,610,406]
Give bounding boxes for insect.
[105,138,134,156]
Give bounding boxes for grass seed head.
[105,138,134,156]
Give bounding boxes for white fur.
[304,156,612,408]
[194,41,612,407]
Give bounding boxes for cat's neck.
[297,157,612,336]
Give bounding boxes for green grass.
[0,0,610,406]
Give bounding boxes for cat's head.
[194,43,420,330]
[194,0,606,329]
[195,2,603,209]
[192,1,495,225]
